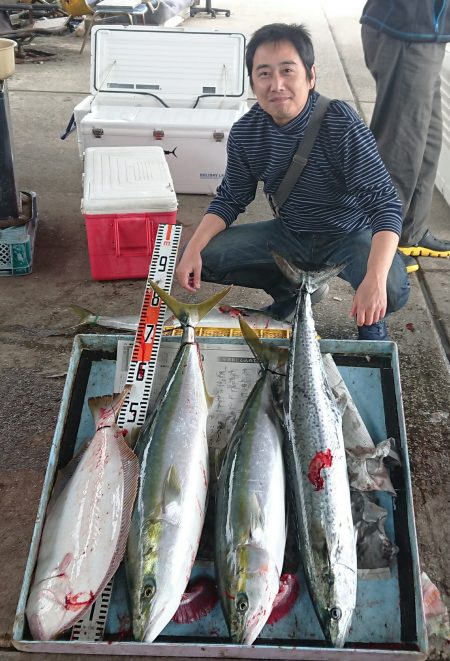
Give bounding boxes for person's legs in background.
[361,25,449,270]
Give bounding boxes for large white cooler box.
[74,26,248,195]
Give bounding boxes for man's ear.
[309,64,316,89]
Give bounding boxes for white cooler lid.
[90,26,247,108]
[81,146,178,214]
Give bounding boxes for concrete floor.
[0,1,449,659]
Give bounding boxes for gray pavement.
[0,0,449,659]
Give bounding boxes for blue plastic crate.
[13,334,428,659]
[0,191,37,276]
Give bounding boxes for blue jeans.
[201,220,410,314]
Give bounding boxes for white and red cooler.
[81,145,178,281]
[74,25,248,195]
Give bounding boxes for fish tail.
[239,318,288,373]
[89,384,132,429]
[150,280,232,327]
[271,252,343,294]
[69,304,97,326]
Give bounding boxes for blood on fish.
[267,574,300,624]
[64,590,95,611]
[307,449,333,491]
[172,576,219,624]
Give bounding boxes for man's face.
[251,40,316,126]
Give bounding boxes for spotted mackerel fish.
[215,318,287,645]
[272,254,357,648]
[126,281,231,643]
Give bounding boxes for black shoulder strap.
[268,95,331,217]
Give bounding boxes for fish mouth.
[141,606,171,643]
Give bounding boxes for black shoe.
[399,252,419,274]
[262,284,329,322]
[357,320,390,341]
[398,230,450,257]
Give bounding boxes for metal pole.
[0,78,20,221]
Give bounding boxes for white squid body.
[26,388,139,640]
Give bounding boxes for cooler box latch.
[153,129,165,140]
[92,127,104,138]
[213,131,224,142]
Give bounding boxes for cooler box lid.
[81,146,178,214]
[90,26,247,107]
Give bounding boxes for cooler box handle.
[113,215,153,257]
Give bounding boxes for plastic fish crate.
[0,191,38,276]
[13,334,428,659]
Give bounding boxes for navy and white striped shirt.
[207,91,403,237]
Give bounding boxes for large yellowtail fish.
[26,386,139,640]
[126,282,231,643]
[215,318,287,645]
[272,254,357,648]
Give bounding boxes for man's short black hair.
[246,23,315,88]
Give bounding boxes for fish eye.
[236,592,248,613]
[143,580,156,600]
[330,606,342,621]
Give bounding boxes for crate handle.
[113,216,153,257]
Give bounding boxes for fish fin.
[162,465,182,513]
[127,424,142,450]
[248,492,265,542]
[270,252,344,292]
[239,318,288,372]
[214,446,227,479]
[334,392,347,416]
[150,280,232,327]
[70,436,139,630]
[89,384,132,429]
[69,304,98,326]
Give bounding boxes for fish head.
[223,545,279,645]
[130,521,185,643]
[26,574,72,640]
[319,563,356,648]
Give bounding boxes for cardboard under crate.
[13,334,428,659]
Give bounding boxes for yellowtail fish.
[126,282,231,643]
[215,318,287,645]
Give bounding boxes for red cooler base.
[84,211,177,280]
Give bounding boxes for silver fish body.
[215,324,286,645]
[70,304,291,333]
[280,265,357,648]
[26,387,139,640]
[126,331,210,642]
[125,282,231,643]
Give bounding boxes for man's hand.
[350,230,399,326]
[350,275,387,326]
[175,213,227,292]
[176,246,202,292]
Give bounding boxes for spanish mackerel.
[215,319,287,644]
[126,282,231,643]
[272,254,357,648]
[26,386,139,640]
